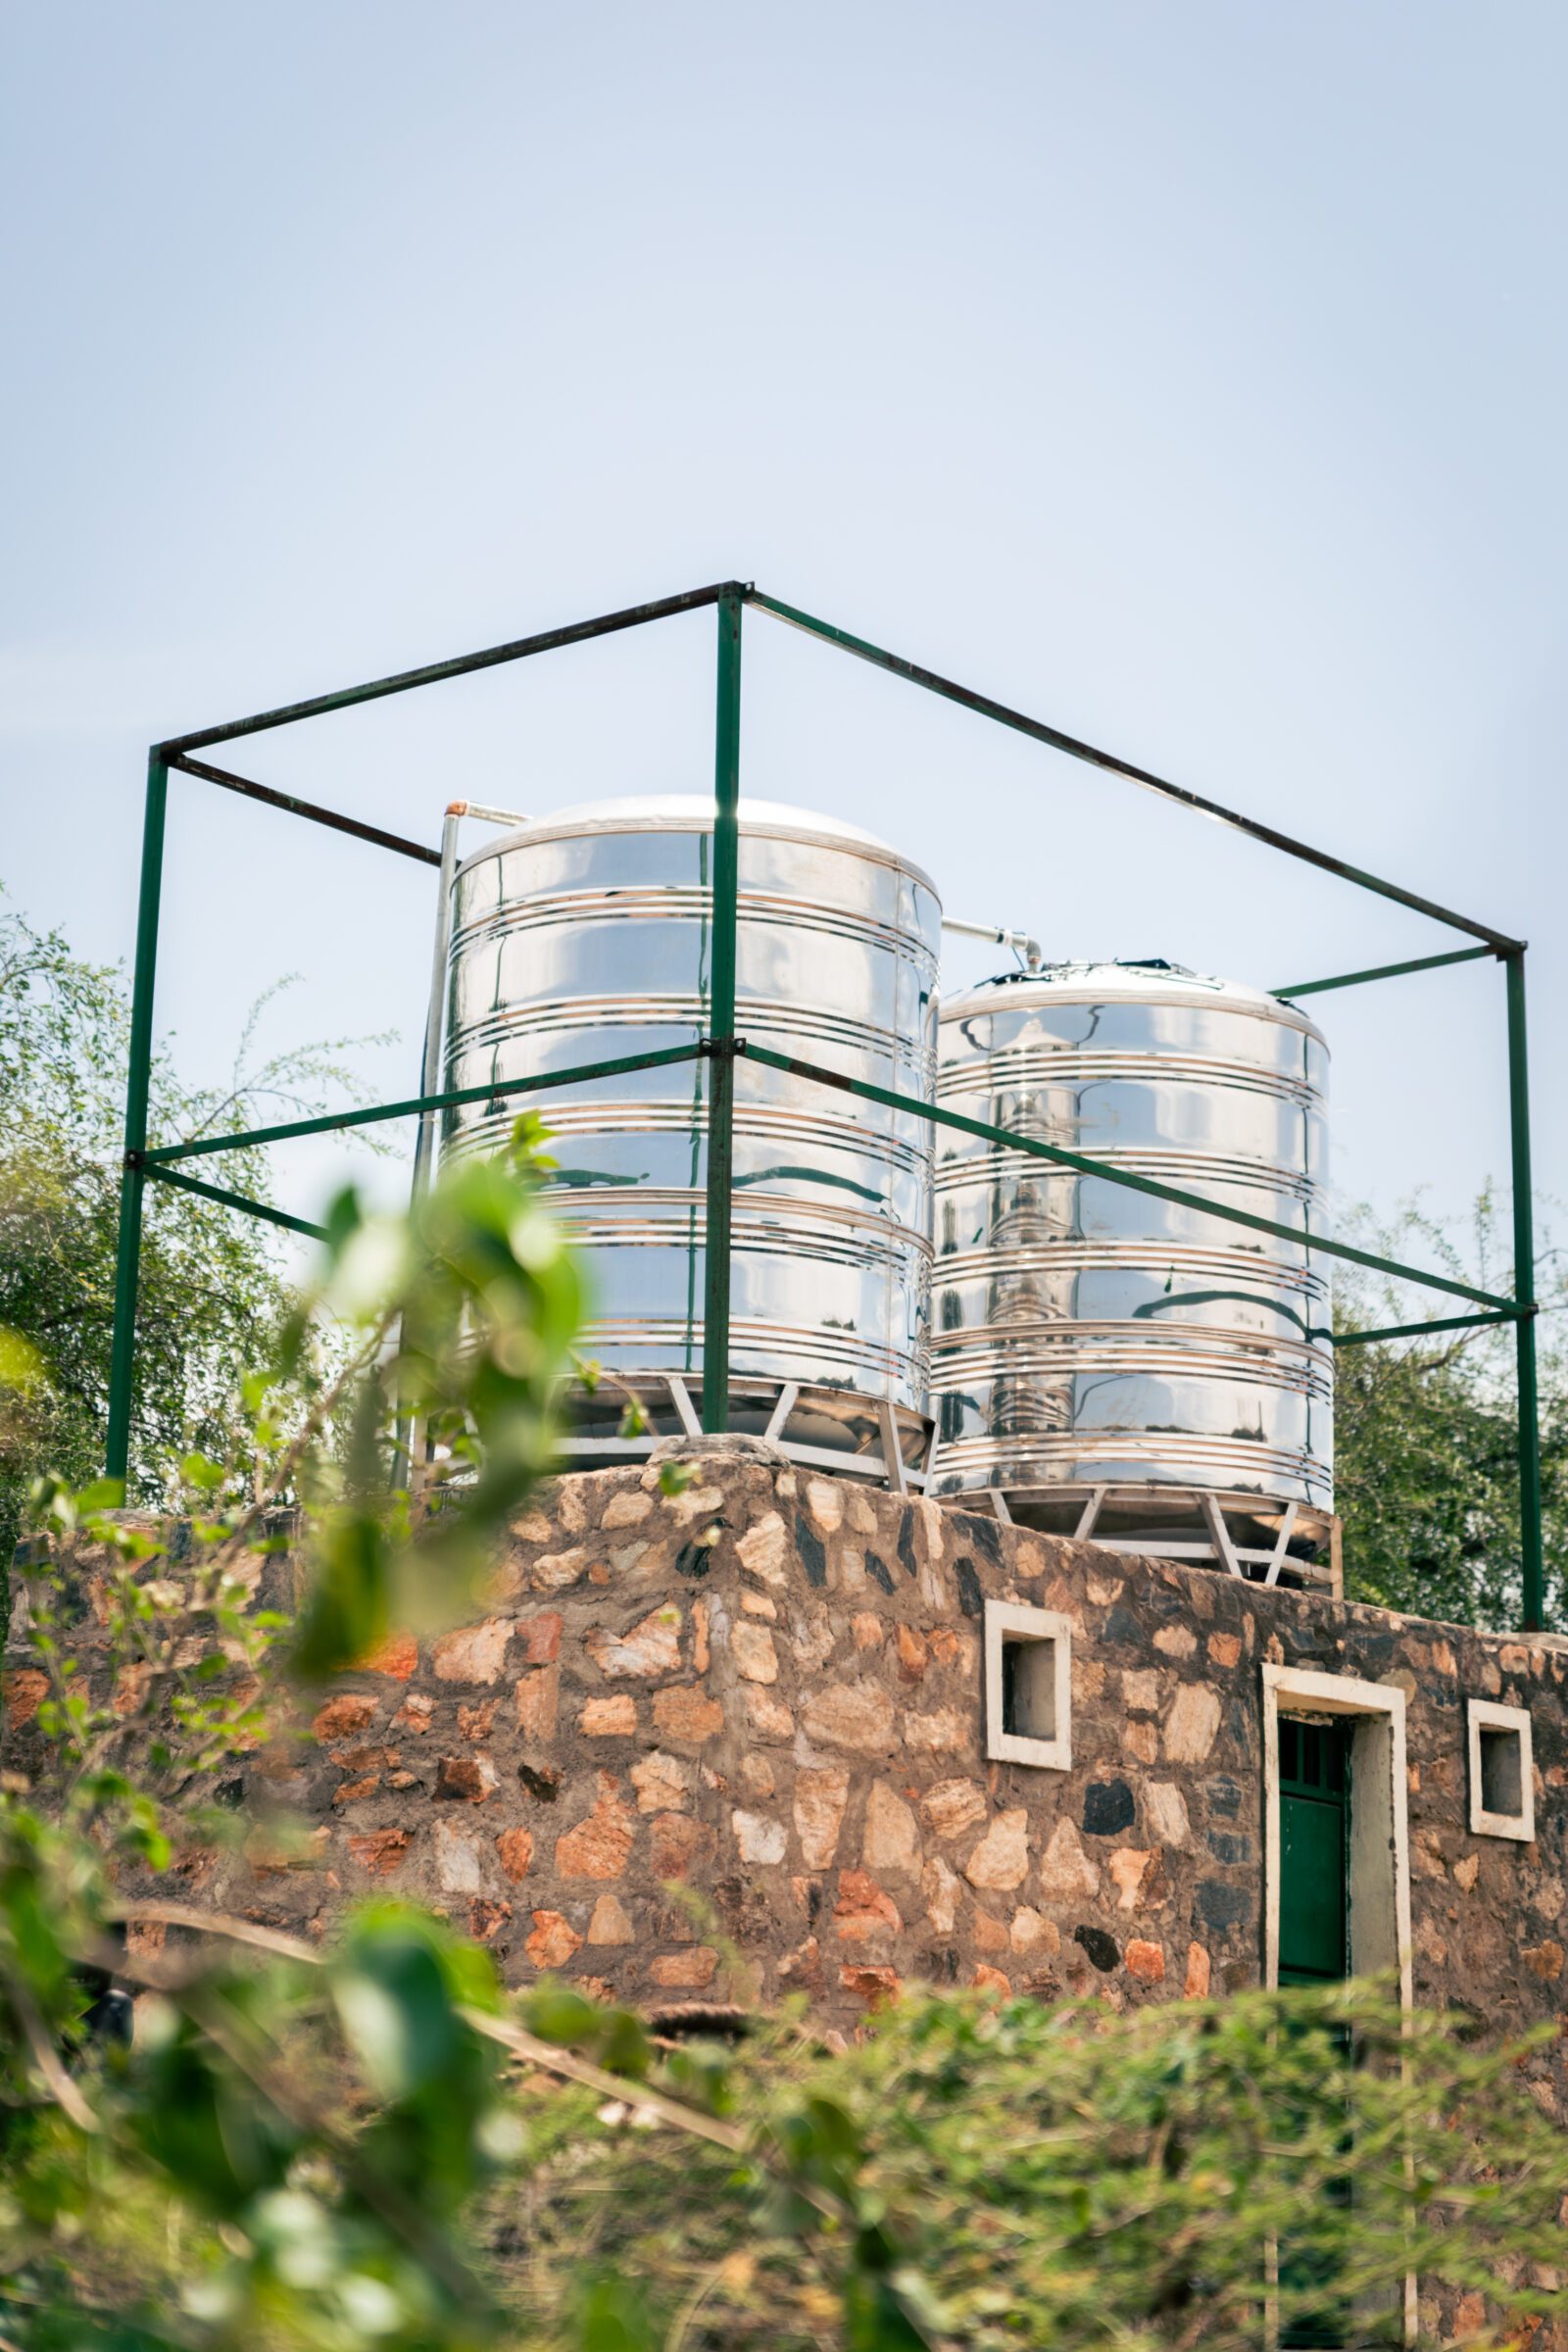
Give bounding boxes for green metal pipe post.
[144,1043,705,1165]
[746,591,1522,954]
[141,1160,329,1244]
[1273,945,1495,1000]
[1506,952,1546,1630]
[170,754,442,867]
[166,584,738,756]
[1330,1309,1518,1348]
[104,753,169,1485]
[701,590,743,1433]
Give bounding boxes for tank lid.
[940,957,1326,1040]
[455,794,938,895]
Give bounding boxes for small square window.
[1467,1700,1534,1842]
[984,1600,1072,1770]
[1481,1727,1523,1816]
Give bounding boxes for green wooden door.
[1278,1714,1348,1985]
[1277,1714,1351,2347]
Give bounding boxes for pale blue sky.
[2,2,1563,1269]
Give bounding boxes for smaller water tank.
[928,958,1333,1547]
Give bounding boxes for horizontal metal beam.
[141,1159,329,1242]
[162,582,744,757]
[140,1029,1522,1319]
[170,755,441,866]
[142,1044,705,1166]
[1273,945,1496,1000]
[746,591,1523,954]
[739,1040,1518,1313]
[1330,1308,1522,1348]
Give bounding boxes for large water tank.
[928,958,1333,1544]
[443,796,942,1470]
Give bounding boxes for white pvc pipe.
[941,914,1043,970]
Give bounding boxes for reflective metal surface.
[444,796,942,1418]
[928,959,1333,1514]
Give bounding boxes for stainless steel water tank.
[928,959,1333,1531]
[443,796,942,1460]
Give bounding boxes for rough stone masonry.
[13,1437,1564,2066]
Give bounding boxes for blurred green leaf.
[333,1933,458,2102]
[576,2276,658,2352]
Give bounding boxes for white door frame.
[1261,1662,1413,2006]
[1261,1663,1416,2349]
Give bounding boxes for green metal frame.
[104,582,1546,1626]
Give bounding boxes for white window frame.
[1467,1698,1535,1842]
[983,1600,1072,1770]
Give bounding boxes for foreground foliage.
[2,1882,1567,2351]
[500,1977,1568,2351]
[0,1082,1565,2342]
[0,1130,563,2336]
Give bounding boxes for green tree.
[1333,1192,1567,1629]
[0,888,387,1577]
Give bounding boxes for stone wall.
[14,1441,1563,2061]
[10,1440,1568,2348]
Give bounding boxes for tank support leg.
[1200,1492,1245,1578]
[878,1400,908,1495]
[666,1375,703,1440]
[701,591,743,1434]
[763,1383,799,1443]
[1073,1490,1106,1542]
[1261,1498,1299,1587]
